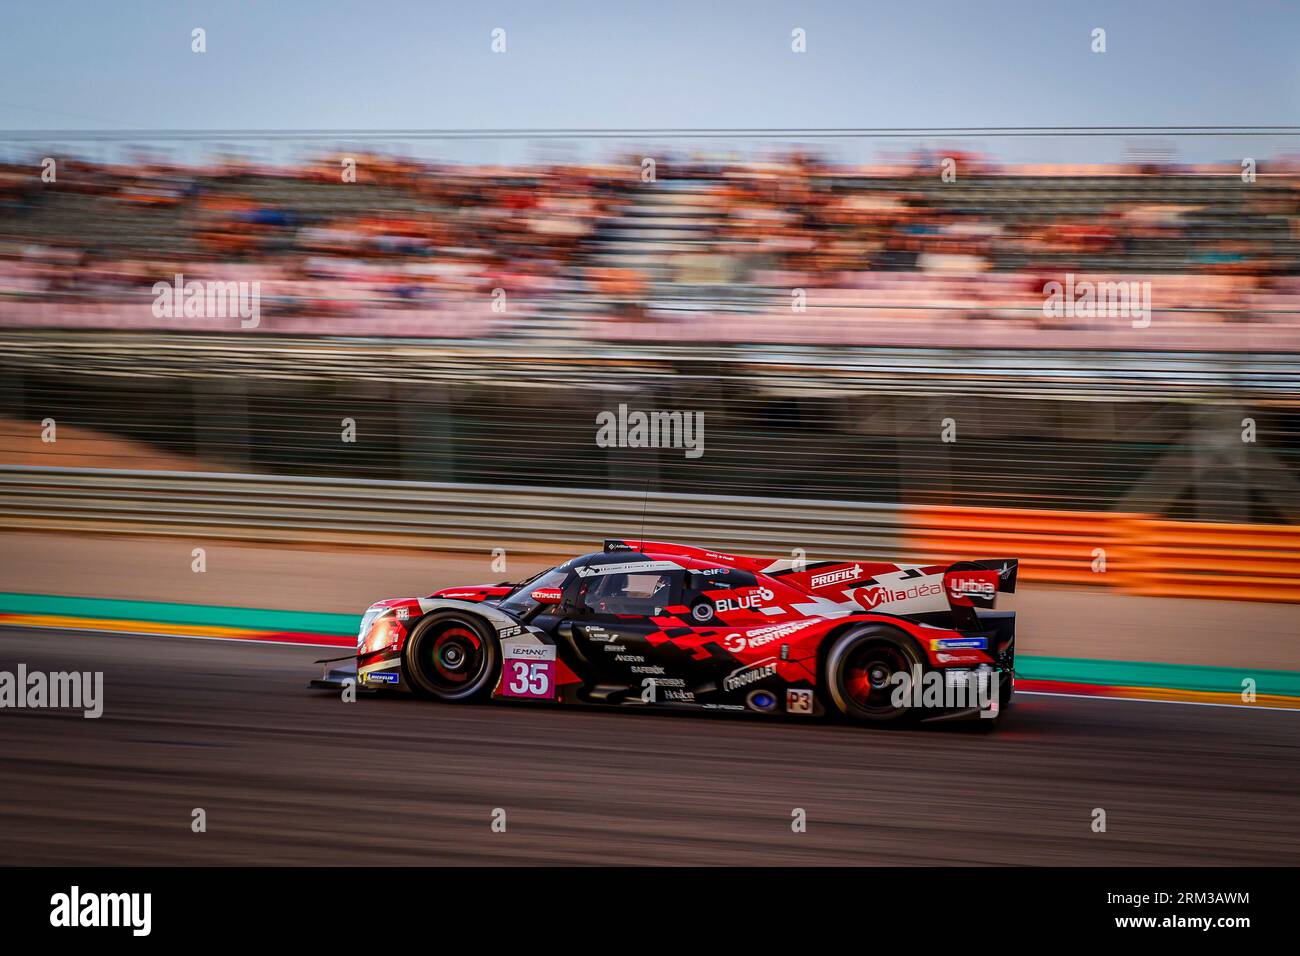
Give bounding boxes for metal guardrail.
[5,466,1298,602]
[0,466,908,559]
[3,331,1300,400]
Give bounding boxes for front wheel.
[403,612,499,701]
[823,625,924,723]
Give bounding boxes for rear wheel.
[824,625,923,723]
[403,612,499,701]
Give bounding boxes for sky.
[1,0,1297,163]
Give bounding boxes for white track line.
[1018,690,1299,714]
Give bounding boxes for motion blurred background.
[0,0,1298,665]
[1,132,1298,607]
[0,0,1298,869]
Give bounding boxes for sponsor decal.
[947,578,995,597]
[502,643,557,699]
[395,606,411,620]
[603,644,627,652]
[504,643,557,661]
[854,581,943,609]
[723,659,778,692]
[441,592,483,600]
[721,618,819,652]
[498,625,522,638]
[663,689,696,702]
[930,637,988,650]
[631,664,666,675]
[810,564,863,589]
[530,587,564,604]
[361,670,399,685]
[786,688,815,714]
[614,654,645,663]
[714,587,774,613]
[935,651,984,664]
[576,560,681,577]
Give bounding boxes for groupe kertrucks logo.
[721,618,818,651]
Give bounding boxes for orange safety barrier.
[903,506,1300,603]
[1122,518,1300,603]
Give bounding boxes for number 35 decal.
[500,642,558,700]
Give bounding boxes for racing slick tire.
[402,611,499,702]
[823,625,924,723]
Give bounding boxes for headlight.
[357,607,381,647]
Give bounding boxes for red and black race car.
[313,539,1019,725]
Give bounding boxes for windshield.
[498,566,570,616]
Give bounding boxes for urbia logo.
[944,570,1000,603]
[947,577,995,598]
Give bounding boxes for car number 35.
[506,660,552,698]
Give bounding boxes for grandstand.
[2,152,1299,347]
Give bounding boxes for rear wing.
[943,558,1018,630]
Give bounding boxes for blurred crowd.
[1,149,1299,346]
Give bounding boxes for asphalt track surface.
[1,626,1297,866]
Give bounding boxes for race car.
[312,539,1019,725]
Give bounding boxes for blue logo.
[935,638,987,650]
[364,671,400,684]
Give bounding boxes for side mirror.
[531,587,564,605]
